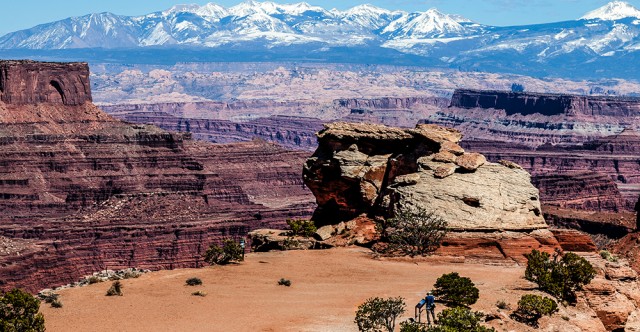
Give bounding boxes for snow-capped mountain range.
[2,1,640,78]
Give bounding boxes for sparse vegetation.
[39,292,59,304]
[191,291,207,297]
[432,272,479,308]
[496,300,510,310]
[399,319,428,332]
[375,209,448,257]
[282,236,300,250]
[511,294,558,327]
[286,219,317,237]
[355,297,405,332]
[599,250,618,262]
[278,278,292,287]
[524,250,596,302]
[106,281,123,296]
[50,299,63,308]
[186,277,203,286]
[203,239,244,265]
[0,288,46,332]
[428,307,495,332]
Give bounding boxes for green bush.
[427,307,495,332]
[495,300,509,310]
[278,278,292,287]
[399,320,428,332]
[106,281,123,296]
[512,294,558,327]
[432,272,479,307]
[524,250,596,302]
[50,299,63,309]
[599,250,618,262]
[286,219,317,237]
[185,277,203,286]
[203,238,244,265]
[0,288,45,332]
[355,297,405,332]
[375,209,448,257]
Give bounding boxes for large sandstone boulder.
[303,122,547,232]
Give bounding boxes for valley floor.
[39,247,588,331]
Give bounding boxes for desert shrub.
[399,319,428,332]
[375,209,448,257]
[191,291,207,297]
[495,300,510,310]
[524,250,596,302]
[39,292,59,304]
[432,272,479,307]
[354,296,405,332]
[511,294,558,327]
[203,238,244,265]
[185,277,203,286]
[599,250,618,262]
[50,299,63,309]
[283,236,300,250]
[286,219,317,237]
[106,281,123,296]
[0,288,45,332]
[278,278,292,287]
[428,307,495,332]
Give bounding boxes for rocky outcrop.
[303,122,545,229]
[0,60,91,105]
[450,89,640,117]
[302,122,561,261]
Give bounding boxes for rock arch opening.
[49,80,65,104]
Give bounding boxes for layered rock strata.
[451,89,640,117]
[0,60,91,105]
[303,122,563,261]
[0,61,314,292]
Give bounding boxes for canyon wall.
[0,61,314,292]
[450,89,640,117]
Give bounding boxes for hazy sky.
[2,0,638,35]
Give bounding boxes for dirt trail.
[41,247,527,332]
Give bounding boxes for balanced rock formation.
[303,122,565,261]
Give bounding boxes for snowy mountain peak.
[162,4,201,16]
[581,1,640,20]
[382,8,466,38]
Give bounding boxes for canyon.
[102,87,640,248]
[0,61,314,292]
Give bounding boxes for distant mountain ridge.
[2,1,640,79]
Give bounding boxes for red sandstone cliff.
[0,61,314,292]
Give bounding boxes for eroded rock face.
[450,89,640,117]
[0,61,314,292]
[0,60,91,105]
[303,122,547,233]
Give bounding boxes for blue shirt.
[426,295,435,309]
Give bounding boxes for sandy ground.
[41,247,529,332]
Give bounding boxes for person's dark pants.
[426,307,436,325]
